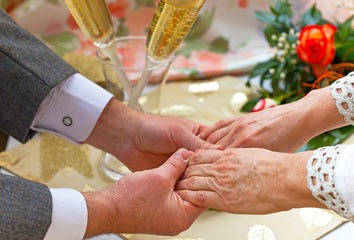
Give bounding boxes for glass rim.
[96,35,174,71]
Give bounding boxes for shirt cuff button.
[63,117,72,126]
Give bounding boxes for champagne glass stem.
[127,68,152,109]
[102,42,143,111]
[157,58,173,114]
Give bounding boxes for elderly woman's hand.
[199,87,347,153]
[176,148,325,214]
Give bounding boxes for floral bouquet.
[242,0,354,151]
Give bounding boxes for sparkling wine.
[64,0,114,48]
[146,0,205,62]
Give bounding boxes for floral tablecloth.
[3,0,352,81]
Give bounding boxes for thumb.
[158,148,191,181]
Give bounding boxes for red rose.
[297,24,337,77]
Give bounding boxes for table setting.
[0,72,350,240]
[1,0,354,239]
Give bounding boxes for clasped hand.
[176,148,318,214]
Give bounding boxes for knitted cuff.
[306,145,354,220]
[331,72,354,125]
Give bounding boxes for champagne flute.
[127,0,206,109]
[64,0,143,111]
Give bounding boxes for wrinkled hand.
[199,103,311,152]
[86,99,221,171]
[83,149,205,237]
[176,148,322,214]
[199,88,346,153]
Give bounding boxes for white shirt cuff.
[44,188,88,240]
[335,144,354,213]
[31,73,113,144]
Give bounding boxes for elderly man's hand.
[86,99,221,172]
[83,149,205,237]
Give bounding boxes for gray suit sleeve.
[0,173,52,239]
[0,8,78,143]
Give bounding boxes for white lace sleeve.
[307,145,354,221]
[330,72,354,125]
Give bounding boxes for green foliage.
[299,126,354,151]
[178,8,229,58]
[240,98,261,112]
[176,40,209,58]
[44,0,60,5]
[174,68,200,78]
[249,60,279,79]
[298,4,323,26]
[135,0,155,9]
[1,0,11,9]
[116,19,130,37]
[335,41,354,63]
[185,8,215,41]
[247,0,353,105]
[335,16,354,43]
[244,0,354,150]
[209,37,229,54]
[42,32,80,56]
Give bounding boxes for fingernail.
[207,145,223,150]
[175,149,191,161]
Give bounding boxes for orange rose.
[297,24,337,77]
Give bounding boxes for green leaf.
[334,40,354,63]
[135,0,155,9]
[273,90,297,103]
[272,0,284,15]
[255,11,276,24]
[44,0,60,5]
[249,60,279,79]
[336,16,354,43]
[174,68,199,78]
[299,133,337,152]
[1,0,11,9]
[274,0,292,16]
[299,126,354,151]
[278,14,292,26]
[185,8,215,41]
[328,125,354,139]
[241,97,262,112]
[176,40,209,58]
[116,19,130,37]
[209,37,229,54]
[41,32,80,56]
[264,25,280,47]
[299,4,322,26]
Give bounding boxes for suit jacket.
[0,8,78,239]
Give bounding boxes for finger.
[176,176,216,191]
[182,164,213,179]
[199,118,235,140]
[188,150,221,166]
[180,129,222,151]
[177,190,221,209]
[196,124,208,135]
[158,148,191,180]
[206,127,232,145]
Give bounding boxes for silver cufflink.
[63,117,72,126]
